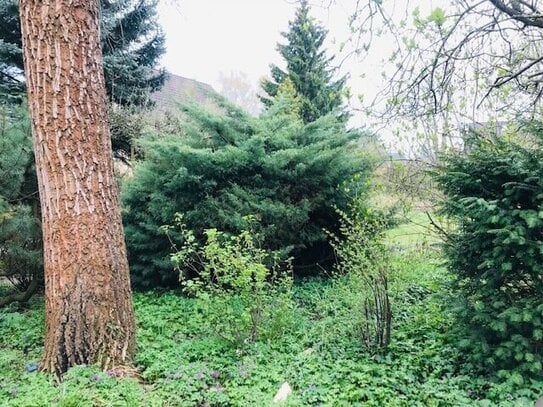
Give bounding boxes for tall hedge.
[122,97,372,288]
[435,129,543,375]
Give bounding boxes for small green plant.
[163,214,293,345]
[330,205,392,354]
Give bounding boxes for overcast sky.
[157,1,293,88]
[155,0,442,133]
[157,1,369,93]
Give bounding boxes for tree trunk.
[19,0,135,376]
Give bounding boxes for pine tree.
[260,0,347,123]
[0,1,24,102]
[0,0,165,106]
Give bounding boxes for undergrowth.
[1,237,542,405]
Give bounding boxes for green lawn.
[0,217,541,406]
[386,211,440,249]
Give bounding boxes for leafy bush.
[122,95,372,288]
[163,214,293,346]
[330,203,392,354]
[435,129,543,376]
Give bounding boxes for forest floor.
[1,214,542,406]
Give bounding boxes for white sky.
[157,0,297,88]
[156,1,369,103]
[156,0,443,135]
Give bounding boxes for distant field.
[386,210,442,250]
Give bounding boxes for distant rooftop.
[150,72,222,114]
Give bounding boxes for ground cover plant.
[1,216,542,406]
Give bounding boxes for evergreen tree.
[260,0,347,123]
[0,1,24,102]
[435,129,543,375]
[122,95,372,288]
[0,0,165,106]
[0,104,42,307]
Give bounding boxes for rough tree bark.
[18,0,135,376]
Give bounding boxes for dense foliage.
[0,1,23,103]
[0,106,41,305]
[435,130,543,377]
[122,96,371,288]
[165,215,293,345]
[260,0,347,123]
[2,247,541,405]
[0,0,165,106]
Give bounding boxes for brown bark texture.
[18,0,136,376]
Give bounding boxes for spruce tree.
[0,0,165,106]
[260,0,347,123]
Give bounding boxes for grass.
[386,210,440,250]
[0,215,542,406]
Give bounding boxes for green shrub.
[435,129,543,376]
[122,96,372,288]
[163,214,293,346]
[330,202,392,354]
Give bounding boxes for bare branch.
[489,0,543,28]
[479,54,543,106]
[0,278,39,308]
